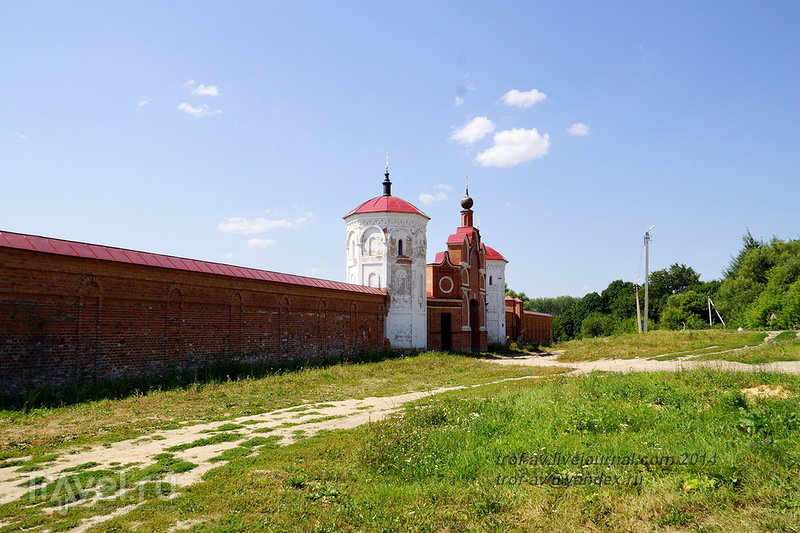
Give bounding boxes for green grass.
[9,454,59,473]
[555,330,768,362]
[0,352,565,459]
[60,461,100,473]
[165,432,243,452]
[85,369,800,532]
[696,335,800,364]
[774,331,798,342]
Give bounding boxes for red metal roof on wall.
[0,231,385,295]
[343,195,429,219]
[446,227,475,245]
[482,244,508,262]
[524,310,554,318]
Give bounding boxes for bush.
[580,313,613,338]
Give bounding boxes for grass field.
[0,352,566,460]
[30,369,799,533]
[554,330,774,362]
[1,332,800,532]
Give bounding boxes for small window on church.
[489,276,493,286]
[398,239,404,256]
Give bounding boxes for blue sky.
[2,1,799,298]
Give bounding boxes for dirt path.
[485,331,800,375]
[0,376,541,529]
[485,354,800,375]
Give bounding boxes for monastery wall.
[0,243,386,396]
[505,297,553,345]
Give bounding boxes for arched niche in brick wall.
[350,302,359,349]
[279,295,290,355]
[318,298,328,347]
[166,285,184,355]
[77,276,103,382]
[229,292,243,354]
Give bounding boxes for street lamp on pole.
[643,225,655,333]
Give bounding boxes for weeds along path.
[486,331,800,375]
[0,374,542,531]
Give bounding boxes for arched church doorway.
[469,299,480,352]
[441,313,452,351]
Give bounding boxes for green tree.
[553,292,605,340]
[504,283,528,302]
[716,237,800,328]
[601,280,637,320]
[782,280,800,328]
[660,290,709,330]
[723,229,764,279]
[715,277,762,326]
[741,244,800,329]
[648,264,701,320]
[580,312,614,337]
[524,295,580,317]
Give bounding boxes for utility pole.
[635,283,643,333]
[708,296,726,327]
[643,226,655,333]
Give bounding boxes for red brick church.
[425,187,488,352]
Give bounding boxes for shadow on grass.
[457,342,555,360]
[1,349,406,412]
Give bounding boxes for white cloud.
[502,89,547,108]
[475,128,551,167]
[435,184,453,191]
[419,192,448,205]
[454,95,465,106]
[137,99,149,107]
[184,80,220,96]
[218,214,309,234]
[177,102,222,117]
[567,122,591,136]
[247,238,277,249]
[14,132,28,139]
[193,84,220,97]
[450,116,495,144]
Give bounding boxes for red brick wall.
[505,299,552,344]
[0,247,386,395]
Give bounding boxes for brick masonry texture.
[0,246,386,395]
[505,298,553,345]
